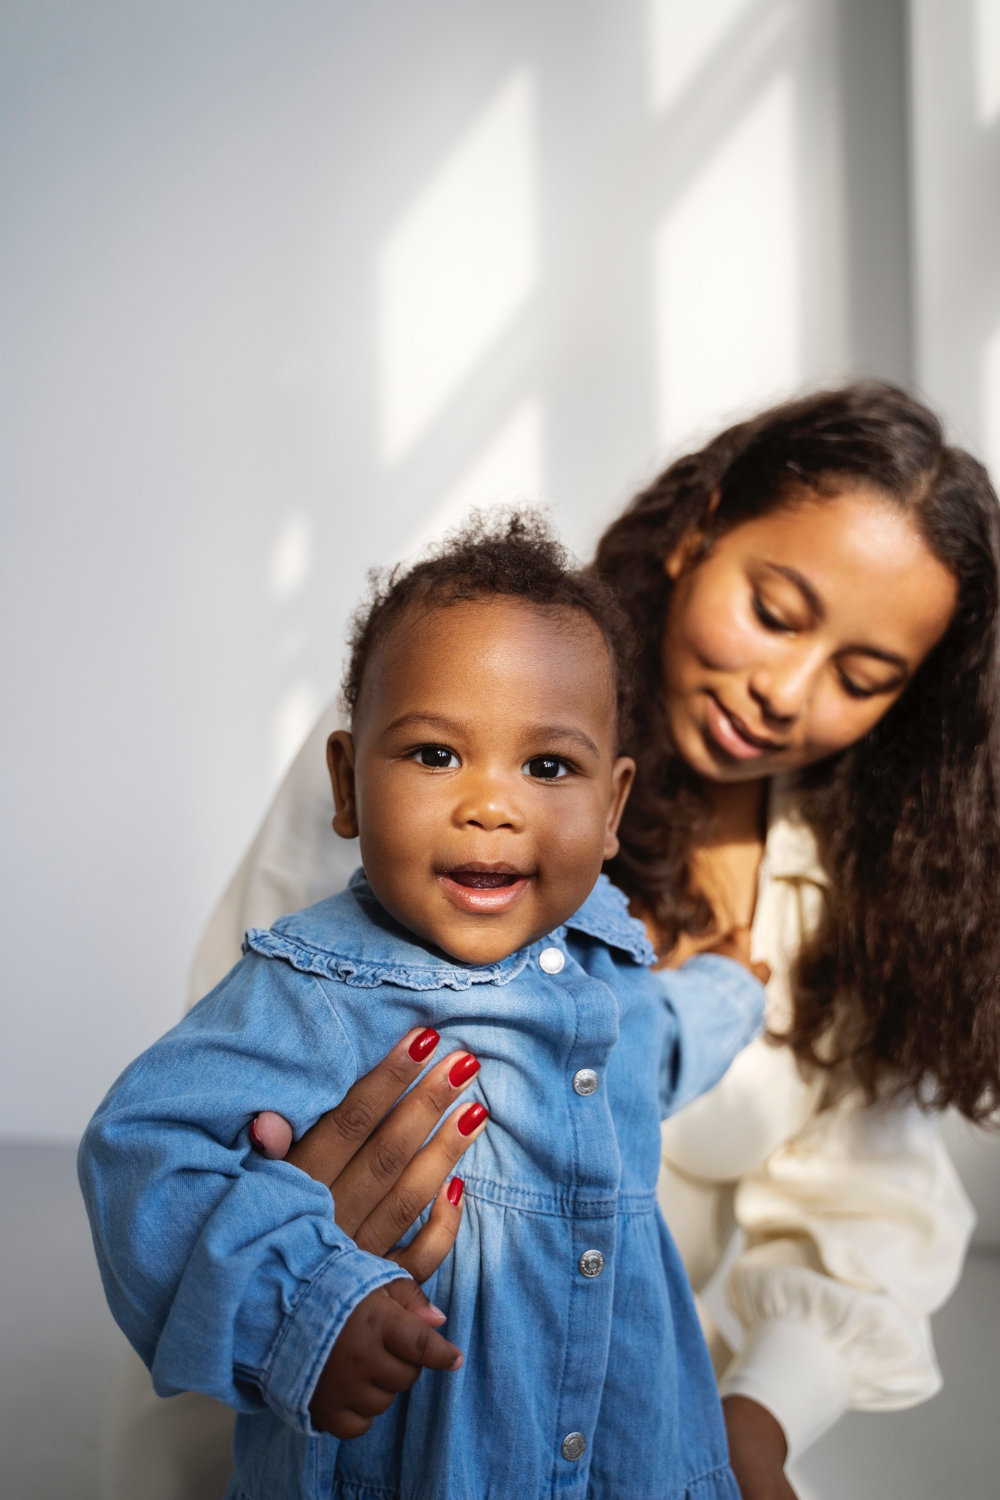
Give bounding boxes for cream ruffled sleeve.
[718,1091,976,1459]
[189,699,354,1004]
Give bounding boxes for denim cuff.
[262,1243,408,1432]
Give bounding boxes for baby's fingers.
[382,1284,463,1371]
[389,1179,464,1285]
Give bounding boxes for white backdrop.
[0,0,982,1150]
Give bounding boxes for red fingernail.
[249,1117,263,1148]
[408,1027,440,1061]
[447,1177,464,1206]
[457,1103,488,1137]
[448,1054,480,1087]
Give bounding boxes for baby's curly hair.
[343,510,635,744]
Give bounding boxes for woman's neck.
[680,776,768,949]
[697,776,768,848]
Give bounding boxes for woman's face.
[662,486,959,785]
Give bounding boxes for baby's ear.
[327,731,359,839]
[603,756,635,861]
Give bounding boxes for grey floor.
[2,1143,999,1500]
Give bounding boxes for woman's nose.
[748,647,823,725]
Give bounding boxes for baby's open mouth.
[438,864,532,913]
[448,870,523,890]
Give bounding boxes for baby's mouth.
[448,869,522,890]
[438,863,532,914]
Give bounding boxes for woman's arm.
[719,1093,975,1476]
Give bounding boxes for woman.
[119,383,998,1500]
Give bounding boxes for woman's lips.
[703,694,781,762]
[438,867,531,914]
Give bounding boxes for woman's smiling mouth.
[703,693,785,762]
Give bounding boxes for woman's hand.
[250,1026,489,1284]
[723,1397,800,1500]
[704,926,771,986]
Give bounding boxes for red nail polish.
[408,1027,440,1061]
[448,1054,481,1087]
[249,1117,263,1148]
[447,1177,464,1206]
[457,1102,488,1137]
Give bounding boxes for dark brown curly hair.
[343,509,635,744]
[593,382,1000,1120]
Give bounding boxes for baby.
[80,515,764,1500]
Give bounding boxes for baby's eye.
[413,745,460,769]
[523,755,570,780]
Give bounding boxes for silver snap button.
[561,1432,587,1462]
[539,946,565,974]
[578,1249,605,1278]
[572,1068,599,1096]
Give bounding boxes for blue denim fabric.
[80,872,762,1500]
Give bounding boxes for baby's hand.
[310,1277,463,1439]
[703,925,771,986]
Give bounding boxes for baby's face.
[329,598,634,965]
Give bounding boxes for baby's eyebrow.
[383,711,466,738]
[524,723,601,759]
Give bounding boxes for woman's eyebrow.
[764,563,825,618]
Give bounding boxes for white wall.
[0,0,914,1139]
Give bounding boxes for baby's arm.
[78,954,447,1433]
[654,948,766,1118]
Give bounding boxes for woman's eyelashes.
[752,593,793,633]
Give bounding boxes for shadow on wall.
[0,0,930,1148]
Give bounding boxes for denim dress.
[80,873,762,1500]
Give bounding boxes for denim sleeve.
[655,954,765,1117]
[78,954,405,1432]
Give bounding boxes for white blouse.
[190,707,976,1463]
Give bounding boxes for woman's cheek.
[801,693,879,761]
[684,594,760,674]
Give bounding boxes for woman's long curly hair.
[593,382,1000,1120]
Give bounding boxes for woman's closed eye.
[752,593,794,633]
[411,744,460,769]
[522,755,572,780]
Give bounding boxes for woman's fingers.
[284,1026,440,1185]
[355,1098,486,1259]
[384,1178,466,1283]
[329,1053,485,1238]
